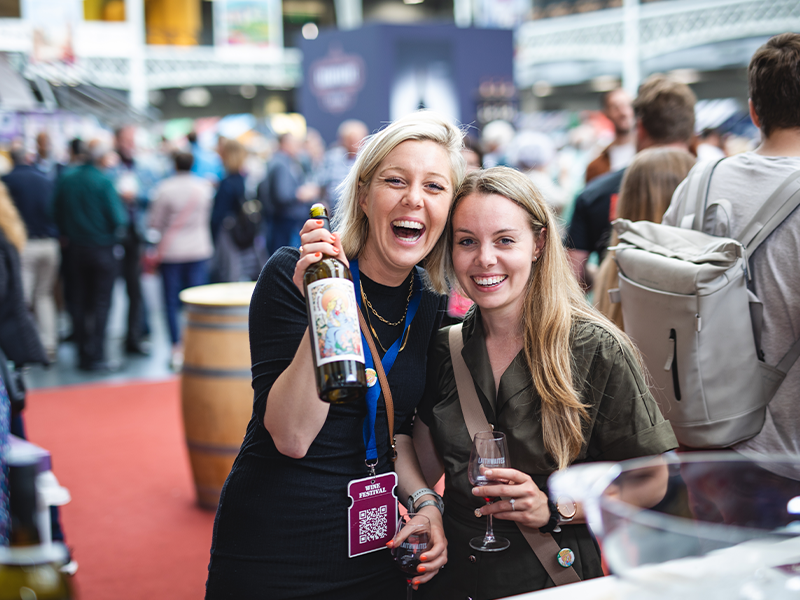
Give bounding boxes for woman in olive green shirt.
[415,167,678,600]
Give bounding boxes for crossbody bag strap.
[447,324,580,586]
[358,310,396,462]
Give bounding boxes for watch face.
[556,496,577,519]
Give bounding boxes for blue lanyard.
[350,259,422,471]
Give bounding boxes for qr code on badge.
[358,505,388,544]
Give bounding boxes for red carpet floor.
[26,378,216,600]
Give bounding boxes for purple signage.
[309,44,366,115]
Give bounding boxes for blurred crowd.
[0,94,759,375]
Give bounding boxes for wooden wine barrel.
[179,282,256,510]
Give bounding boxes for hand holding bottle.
[292,217,348,294]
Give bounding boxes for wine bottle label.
[307,278,365,366]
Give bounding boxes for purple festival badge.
[347,472,398,558]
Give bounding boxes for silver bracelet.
[414,499,444,516]
[407,488,444,515]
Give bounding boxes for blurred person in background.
[148,151,214,370]
[111,125,158,356]
[663,32,800,469]
[567,74,696,290]
[317,119,370,216]
[261,132,320,254]
[696,127,727,161]
[584,88,636,184]
[34,131,60,182]
[506,131,569,220]
[188,130,225,186]
[302,128,326,180]
[594,148,695,329]
[481,120,516,168]
[2,143,59,361]
[210,139,262,282]
[53,139,128,372]
[461,135,484,171]
[56,138,87,343]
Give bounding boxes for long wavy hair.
[429,167,636,469]
[594,148,695,329]
[0,182,26,252]
[332,111,466,275]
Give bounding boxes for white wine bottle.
[0,460,73,600]
[304,204,367,403]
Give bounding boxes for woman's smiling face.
[451,192,544,319]
[358,139,454,284]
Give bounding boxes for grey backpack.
[609,161,800,448]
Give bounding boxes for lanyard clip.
[365,459,377,479]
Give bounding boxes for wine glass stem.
[484,504,496,544]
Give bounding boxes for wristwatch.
[556,496,577,523]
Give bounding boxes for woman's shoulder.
[253,248,301,297]
[570,318,629,362]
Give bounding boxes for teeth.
[392,220,424,230]
[473,276,507,286]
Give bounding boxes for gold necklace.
[362,273,414,327]
[360,285,411,353]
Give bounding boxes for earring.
[533,256,538,263]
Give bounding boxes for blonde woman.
[207,112,466,599]
[594,148,695,329]
[416,167,677,599]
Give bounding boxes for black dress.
[206,248,445,600]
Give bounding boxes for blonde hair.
[332,111,466,273]
[0,182,26,252]
[430,167,636,470]
[595,148,695,329]
[222,139,247,174]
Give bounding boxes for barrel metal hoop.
[185,320,249,331]
[184,304,250,317]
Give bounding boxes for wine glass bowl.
[468,430,511,552]
[394,513,431,599]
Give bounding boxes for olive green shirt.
[416,309,677,599]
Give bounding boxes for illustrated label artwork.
[307,279,365,366]
[347,472,398,557]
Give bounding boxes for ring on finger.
[299,245,304,253]
[510,498,516,511]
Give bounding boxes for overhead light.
[669,69,700,84]
[403,0,425,5]
[302,23,319,40]
[533,81,552,97]
[149,90,164,105]
[590,75,619,92]
[240,84,257,99]
[178,87,211,108]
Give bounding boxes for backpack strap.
[737,170,800,253]
[685,158,726,231]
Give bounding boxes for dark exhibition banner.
[299,24,514,144]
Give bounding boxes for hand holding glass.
[393,513,431,599]
[468,430,511,551]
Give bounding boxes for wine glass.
[468,430,511,552]
[393,512,431,600]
